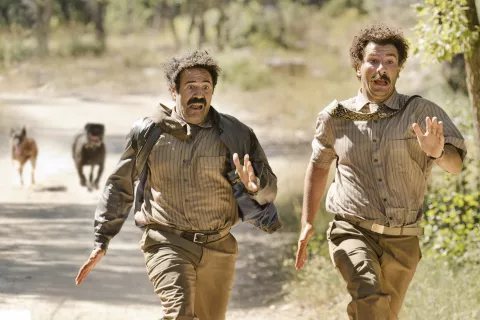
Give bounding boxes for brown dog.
[10,126,38,185]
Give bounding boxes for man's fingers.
[430,116,438,134]
[295,243,308,270]
[425,116,431,131]
[437,121,444,137]
[233,153,243,175]
[247,161,256,182]
[75,264,91,285]
[243,154,249,174]
[248,181,258,192]
[412,123,424,138]
[76,249,104,285]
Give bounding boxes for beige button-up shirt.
[141,109,239,231]
[311,90,467,227]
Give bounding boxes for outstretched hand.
[75,248,105,285]
[295,222,315,270]
[412,116,444,158]
[232,153,258,193]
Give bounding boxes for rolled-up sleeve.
[311,110,337,168]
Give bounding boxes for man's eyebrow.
[185,79,212,85]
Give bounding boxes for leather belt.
[335,215,424,236]
[147,224,231,244]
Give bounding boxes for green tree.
[413,0,480,160]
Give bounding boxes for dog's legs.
[75,162,87,187]
[87,166,94,192]
[94,163,104,190]
[30,157,36,185]
[18,164,24,186]
[89,165,94,185]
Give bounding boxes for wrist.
[427,148,445,160]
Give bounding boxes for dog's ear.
[84,123,91,131]
[21,126,26,137]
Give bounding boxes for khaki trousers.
[327,219,421,320]
[141,228,238,320]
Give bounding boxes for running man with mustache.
[295,24,466,319]
[75,50,279,320]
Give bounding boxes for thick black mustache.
[372,73,390,83]
[188,97,206,105]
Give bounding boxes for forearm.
[301,162,330,226]
[435,144,463,174]
[93,140,137,252]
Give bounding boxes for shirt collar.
[353,89,400,111]
[171,107,213,129]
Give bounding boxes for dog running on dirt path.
[10,126,38,186]
[72,123,106,192]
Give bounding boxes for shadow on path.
[0,203,296,316]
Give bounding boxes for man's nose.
[377,62,387,74]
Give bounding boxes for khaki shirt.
[142,109,238,231]
[311,90,467,227]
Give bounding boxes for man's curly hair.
[163,49,221,92]
[350,24,409,70]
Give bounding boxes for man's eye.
[203,85,210,90]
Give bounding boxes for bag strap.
[136,123,162,177]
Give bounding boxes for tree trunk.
[216,3,227,51]
[58,0,71,23]
[465,0,480,181]
[93,0,108,53]
[35,0,54,56]
[198,14,206,47]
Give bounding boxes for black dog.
[72,123,106,191]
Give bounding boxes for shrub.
[421,159,480,265]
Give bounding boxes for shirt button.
[383,198,387,202]
[374,159,378,162]
[378,178,382,182]
[373,139,377,143]
[374,120,378,123]
[183,178,188,182]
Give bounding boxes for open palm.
[412,116,444,158]
[232,153,258,193]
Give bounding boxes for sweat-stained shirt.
[311,90,467,227]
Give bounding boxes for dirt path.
[0,93,311,320]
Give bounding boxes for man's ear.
[356,67,361,80]
[169,86,176,101]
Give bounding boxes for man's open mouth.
[189,103,204,110]
[372,74,389,86]
[373,79,389,86]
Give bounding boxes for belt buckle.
[193,233,207,243]
[371,223,385,234]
